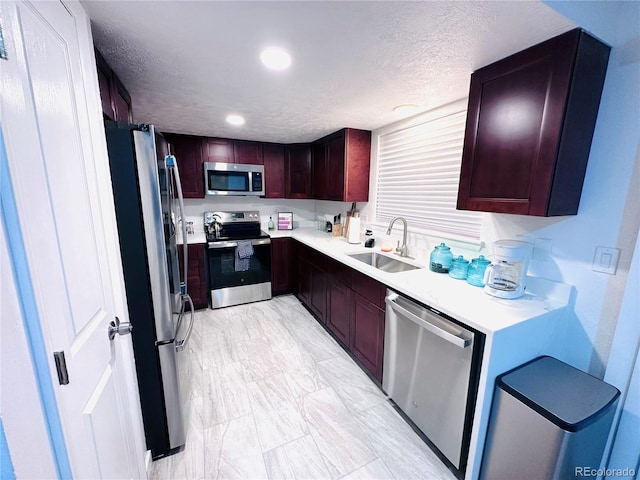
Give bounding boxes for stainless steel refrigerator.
[105,122,194,459]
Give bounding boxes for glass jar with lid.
[466,255,491,287]
[449,255,469,280]
[430,243,453,273]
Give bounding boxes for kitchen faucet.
[386,217,412,258]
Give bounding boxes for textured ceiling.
[83,1,575,143]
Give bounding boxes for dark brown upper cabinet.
[234,140,264,164]
[312,128,372,202]
[112,76,132,123]
[457,29,610,216]
[202,138,234,164]
[95,48,132,123]
[285,144,312,199]
[164,133,205,198]
[263,143,286,198]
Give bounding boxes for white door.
[1,1,146,478]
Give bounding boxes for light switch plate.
[592,246,620,275]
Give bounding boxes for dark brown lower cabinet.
[296,242,327,323]
[297,257,312,306]
[326,279,352,346]
[350,293,385,383]
[271,238,293,295]
[309,265,327,323]
[179,243,208,310]
[294,240,386,383]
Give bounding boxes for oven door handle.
[208,238,271,249]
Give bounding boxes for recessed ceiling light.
[226,114,245,126]
[260,47,292,71]
[393,104,419,115]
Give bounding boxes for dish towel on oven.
[234,240,254,272]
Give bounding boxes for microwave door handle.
[167,154,188,294]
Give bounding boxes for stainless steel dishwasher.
[383,289,478,473]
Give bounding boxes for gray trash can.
[480,356,620,480]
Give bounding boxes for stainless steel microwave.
[204,162,265,196]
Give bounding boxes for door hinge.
[53,351,69,385]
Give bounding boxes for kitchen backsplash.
[183,197,317,232]
[183,197,544,270]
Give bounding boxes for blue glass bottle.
[430,243,453,273]
[466,255,491,287]
[449,255,469,280]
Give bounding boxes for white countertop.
[282,228,573,334]
[180,231,207,245]
[179,226,572,334]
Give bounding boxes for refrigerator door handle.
[167,154,189,295]
[175,294,194,352]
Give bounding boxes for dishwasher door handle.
[385,294,471,348]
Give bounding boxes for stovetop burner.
[204,210,268,242]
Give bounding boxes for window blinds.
[375,109,483,239]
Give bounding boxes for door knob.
[108,316,133,340]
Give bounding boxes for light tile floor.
[150,295,456,480]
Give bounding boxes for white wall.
[362,2,640,378]
[603,226,640,477]
[540,0,640,376]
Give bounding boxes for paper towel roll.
[348,216,361,244]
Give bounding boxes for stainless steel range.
[204,211,272,309]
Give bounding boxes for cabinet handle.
[385,294,470,348]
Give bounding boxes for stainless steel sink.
[346,252,422,273]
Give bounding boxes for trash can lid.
[497,356,620,432]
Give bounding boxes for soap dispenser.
[364,229,375,248]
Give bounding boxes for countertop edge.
[285,229,572,335]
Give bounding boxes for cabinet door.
[203,138,234,163]
[351,269,386,309]
[263,143,285,198]
[326,279,351,346]
[325,134,345,200]
[96,63,114,120]
[311,128,371,202]
[350,293,385,383]
[178,244,208,310]
[188,244,209,310]
[343,129,372,202]
[285,144,312,199]
[271,238,293,295]
[166,134,204,198]
[297,257,312,306]
[112,76,132,123]
[234,140,263,165]
[312,141,326,199]
[309,264,327,323]
[155,132,169,164]
[457,29,609,216]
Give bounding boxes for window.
[374,104,483,239]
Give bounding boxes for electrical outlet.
[592,246,620,275]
